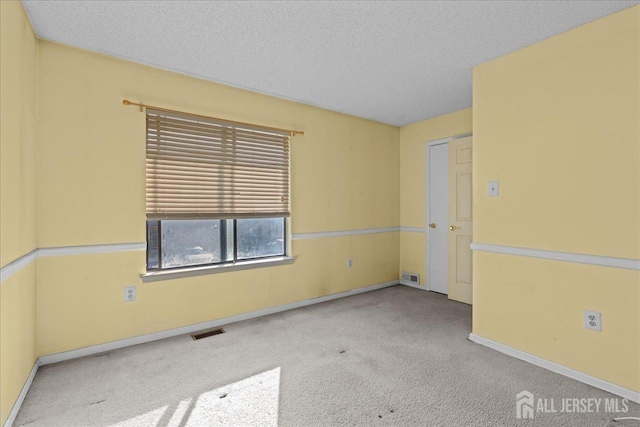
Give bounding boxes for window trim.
[140,255,296,283]
[146,217,287,272]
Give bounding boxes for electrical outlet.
[347,258,353,269]
[124,286,137,302]
[584,310,601,332]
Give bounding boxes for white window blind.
[146,109,290,219]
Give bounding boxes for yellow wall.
[0,1,38,424]
[473,5,639,392]
[399,109,472,285]
[37,233,398,355]
[0,1,38,266]
[474,253,639,391]
[35,41,400,355]
[0,265,37,426]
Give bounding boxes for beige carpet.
[15,285,639,426]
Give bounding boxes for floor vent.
[402,272,420,284]
[191,328,225,340]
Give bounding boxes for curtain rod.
[122,99,304,136]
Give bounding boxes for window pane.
[161,220,221,268]
[146,220,159,269]
[237,218,285,260]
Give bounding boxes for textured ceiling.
[22,1,639,126]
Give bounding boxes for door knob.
[429,223,436,228]
[449,225,457,231]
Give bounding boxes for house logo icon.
[517,391,535,419]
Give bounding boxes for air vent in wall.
[191,328,225,340]
[402,272,420,284]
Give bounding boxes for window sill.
[140,256,296,283]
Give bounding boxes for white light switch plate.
[487,181,499,197]
[584,310,602,331]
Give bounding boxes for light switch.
[487,181,499,197]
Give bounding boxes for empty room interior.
[1,1,639,426]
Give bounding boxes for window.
[146,218,285,270]
[145,108,290,271]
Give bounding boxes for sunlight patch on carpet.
[109,367,281,427]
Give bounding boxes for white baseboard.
[39,280,399,366]
[399,280,428,290]
[4,360,39,427]
[468,333,640,404]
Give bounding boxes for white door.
[427,143,449,294]
[448,136,473,304]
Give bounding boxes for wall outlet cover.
[124,286,137,302]
[583,310,602,332]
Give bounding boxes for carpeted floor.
[15,285,639,426]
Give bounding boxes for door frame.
[425,133,472,292]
